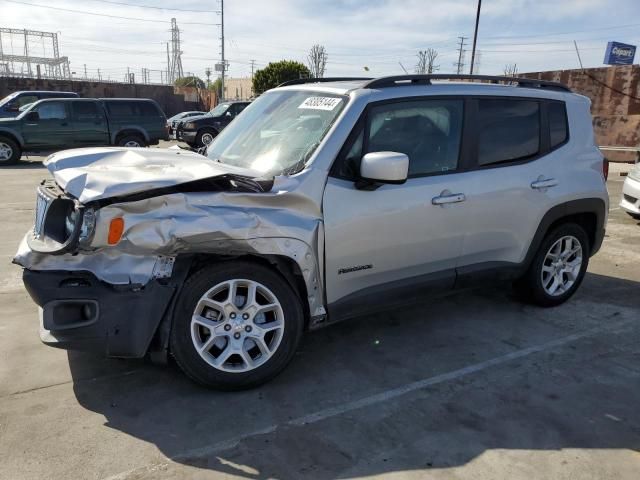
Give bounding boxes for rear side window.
[105,101,159,117]
[477,99,540,166]
[138,102,160,116]
[72,102,101,120]
[549,101,568,148]
[106,101,134,117]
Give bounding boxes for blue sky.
[1,0,639,82]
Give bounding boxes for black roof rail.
[363,74,571,92]
[278,77,373,87]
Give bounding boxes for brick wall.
[521,65,640,161]
[0,77,217,117]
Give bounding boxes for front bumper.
[23,269,175,357]
[179,130,197,143]
[620,175,640,215]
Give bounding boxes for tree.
[307,44,328,78]
[209,78,222,97]
[416,49,439,74]
[503,63,518,77]
[252,61,311,94]
[174,76,205,88]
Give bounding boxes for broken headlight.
[65,207,96,245]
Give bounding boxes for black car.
[166,111,206,137]
[177,101,250,148]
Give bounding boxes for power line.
[86,0,217,13]
[2,0,220,25]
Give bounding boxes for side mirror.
[359,151,409,185]
[26,111,40,122]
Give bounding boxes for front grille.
[624,193,638,204]
[34,188,52,238]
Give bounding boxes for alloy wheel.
[201,132,215,145]
[541,235,583,296]
[190,279,285,372]
[0,142,13,162]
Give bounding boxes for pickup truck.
[0,97,167,165]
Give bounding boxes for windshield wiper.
[281,142,320,176]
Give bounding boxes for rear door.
[22,101,74,150]
[70,100,109,147]
[455,97,564,276]
[323,97,469,314]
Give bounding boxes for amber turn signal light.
[107,218,125,245]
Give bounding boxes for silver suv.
[15,75,609,389]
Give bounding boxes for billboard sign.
[604,41,636,65]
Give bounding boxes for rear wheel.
[170,262,304,390]
[0,137,21,165]
[117,135,146,148]
[515,223,590,307]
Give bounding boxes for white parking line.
[104,317,633,480]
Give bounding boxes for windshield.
[209,103,230,117]
[0,92,18,108]
[206,90,346,175]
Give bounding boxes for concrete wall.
[521,65,640,161]
[0,77,216,117]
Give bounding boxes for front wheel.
[170,262,304,390]
[195,129,217,148]
[0,137,21,165]
[515,223,590,307]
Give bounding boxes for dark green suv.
[0,98,167,165]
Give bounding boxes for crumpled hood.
[45,147,262,203]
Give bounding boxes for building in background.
[223,77,253,100]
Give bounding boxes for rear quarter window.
[549,101,568,148]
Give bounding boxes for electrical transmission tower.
[167,18,184,83]
[0,28,70,79]
[454,36,467,74]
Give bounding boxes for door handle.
[432,192,466,205]
[531,178,558,189]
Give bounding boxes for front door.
[323,97,469,315]
[22,101,74,150]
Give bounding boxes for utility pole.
[84,64,87,79]
[249,59,256,97]
[469,0,482,75]
[455,36,467,74]
[97,68,101,81]
[220,0,225,102]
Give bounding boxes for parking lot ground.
[0,155,639,480]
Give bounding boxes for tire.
[515,223,590,307]
[117,134,147,148]
[170,262,305,390]
[195,129,217,148]
[0,136,22,165]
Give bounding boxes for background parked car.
[167,111,207,138]
[177,101,250,148]
[620,161,640,219]
[0,97,167,165]
[0,91,79,118]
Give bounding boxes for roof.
[277,75,572,97]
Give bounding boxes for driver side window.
[368,99,463,177]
